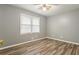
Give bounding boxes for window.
[32,17,40,32]
[20,14,31,34]
[20,14,40,34]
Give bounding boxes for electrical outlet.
[32,37,33,39]
[35,35,38,38]
[52,35,55,36]
[60,36,64,38]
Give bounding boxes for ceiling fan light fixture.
[38,4,52,11]
[34,4,57,12]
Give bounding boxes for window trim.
[20,13,40,34]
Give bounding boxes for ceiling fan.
[35,4,57,12]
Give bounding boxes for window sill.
[20,32,40,35]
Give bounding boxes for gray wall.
[1,4,79,48]
[0,5,3,39]
[47,10,79,43]
[0,5,46,47]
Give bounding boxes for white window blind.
[20,14,40,34]
[20,14,31,34]
[32,17,40,32]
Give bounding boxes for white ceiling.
[11,4,79,16]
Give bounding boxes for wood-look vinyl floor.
[0,38,79,55]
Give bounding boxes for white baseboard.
[0,37,46,50]
[0,37,79,50]
[46,37,79,45]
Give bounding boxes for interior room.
[0,4,79,55]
